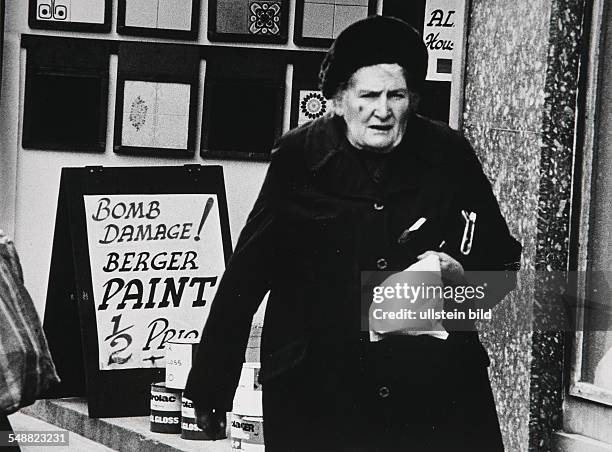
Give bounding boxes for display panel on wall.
[208,0,289,43]
[294,0,376,47]
[29,0,112,32]
[114,43,199,156]
[22,37,110,152]
[290,55,328,128]
[117,0,200,39]
[201,50,285,160]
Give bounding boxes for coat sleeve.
[183,146,286,412]
[451,136,523,308]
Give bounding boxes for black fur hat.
[319,16,428,99]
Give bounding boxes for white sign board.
[424,0,466,82]
[83,194,224,370]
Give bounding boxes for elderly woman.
[185,16,521,452]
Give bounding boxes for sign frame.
[43,165,232,418]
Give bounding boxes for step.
[21,398,231,452]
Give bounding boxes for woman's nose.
[373,95,391,118]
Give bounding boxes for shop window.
[29,0,111,32]
[22,37,110,152]
[201,50,285,160]
[570,0,612,407]
[117,0,200,39]
[208,0,289,43]
[558,2,612,448]
[294,0,376,47]
[114,43,200,156]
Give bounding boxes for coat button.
[376,258,388,270]
[374,202,384,211]
[378,386,390,398]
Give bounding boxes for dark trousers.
[262,335,504,452]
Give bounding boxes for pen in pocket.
[397,217,427,244]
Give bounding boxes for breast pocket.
[391,183,459,266]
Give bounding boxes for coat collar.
[302,113,448,199]
[303,114,347,172]
[303,113,427,173]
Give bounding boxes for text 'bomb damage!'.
[92,198,161,221]
[90,198,195,244]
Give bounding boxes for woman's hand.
[417,251,466,285]
[194,407,227,440]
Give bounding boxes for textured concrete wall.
[463,0,548,450]
[462,0,587,450]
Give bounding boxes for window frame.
[569,0,612,407]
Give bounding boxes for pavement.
[7,412,115,452]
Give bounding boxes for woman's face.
[333,63,415,153]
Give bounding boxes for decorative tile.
[69,0,105,23]
[122,81,191,150]
[155,114,189,149]
[53,0,70,20]
[248,1,281,35]
[36,0,54,20]
[122,99,156,148]
[156,82,191,116]
[37,0,70,21]
[122,81,157,147]
[302,2,334,39]
[298,90,328,125]
[125,0,158,28]
[332,4,367,38]
[157,0,192,30]
[216,0,250,34]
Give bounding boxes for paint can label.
[231,413,264,450]
[165,341,199,390]
[150,383,182,433]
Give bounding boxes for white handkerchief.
[369,254,449,342]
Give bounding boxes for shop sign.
[424,0,466,82]
[83,194,224,370]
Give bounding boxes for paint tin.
[231,363,264,451]
[165,340,199,390]
[230,413,265,451]
[150,382,181,433]
[236,362,262,392]
[181,395,209,440]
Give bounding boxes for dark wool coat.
[184,114,522,451]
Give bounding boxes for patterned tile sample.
[298,90,327,125]
[157,0,193,30]
[248,1,281,35]
[332,4,367,37]
[125,0,192,30]
[36,0,105,24]
[122,81,190,149]
[125,0,158,27]
[216,0,250,34]
[301,0,368,39]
